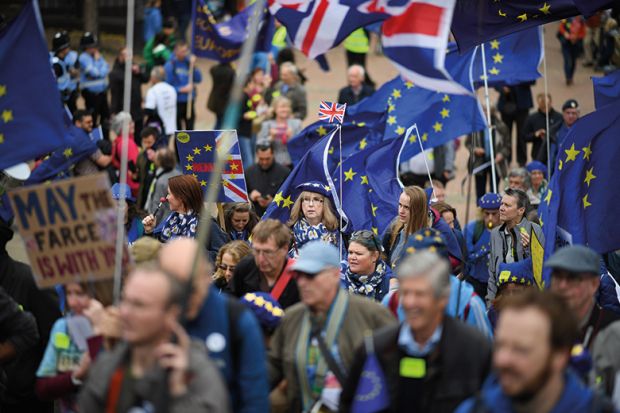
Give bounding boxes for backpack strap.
[271,259,295,301]
[105,367,125,413]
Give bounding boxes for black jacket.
[340,318,492,413]
[337,84,375,106]
[523,108,563,160]
[244,161,290,216]
[230,255,300,309]
[207,63,235,116]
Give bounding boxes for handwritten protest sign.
[8,174,127,288]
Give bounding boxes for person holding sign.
[142,174,201,242]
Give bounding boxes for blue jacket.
[50,50,79,95]
[455,372,606,413]
[382,275,493,340]
[78,51,109,93]
[184,287,269,413]
[465,220,492,283]
[164,57,202,102]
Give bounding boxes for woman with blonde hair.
[257,95,302,167]
[212,241,252,291]
[287,181,340,256]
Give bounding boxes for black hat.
[562,99,579,111]
[52,31,70,53]
[163,17,177,29]
[544,245,600,275]
[80,32,97,48]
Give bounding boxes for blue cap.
[526,161,547,176]
[498,258,535,287]
[291,241,340,274]
[398,228,448,262]
[240,292,284,334]
[477,193,502,210]
[111,183,135,203]
[295,181,331,198]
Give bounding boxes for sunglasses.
[350,230,381,251]
[292,271,320,280]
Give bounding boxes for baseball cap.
[291,241,340,274]
[544,245,600,275]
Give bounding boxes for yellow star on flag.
[360,175,369,185]
[442,94,451,103]
[192,173,198,179]
[405,81,414,89]
[440,108,450,119]
[63,147,73,158]
[582,143,592,161]
[344,168,357,181]
[408,134,417,144]
[489,67,500,75]
[388,103,396,112]
[204,144,213,152]
[186,154,194,162]
[371,204,378,217]
[479,74,489,81]
[192,147,201,155]
[582,194,592,209]
[539,2,551,14]
[432,121,443,133]
[274,192,284,206]
[0,133,4,144]
[282,195,294,208]
[200,180,207,186]
[517,13,527,22]
[498,9,507,17]
[0,85,6,97]
[544,189,552,205]
[584,167,596,187]
[392,89,402,99]
[324,185,331,192]
[396,126,405,135]
[317,126,327,136]
[387,116,396,125]
[359,138,368,150]
[564,143,580,162]
[490,39,500,49]
[328,146,334,155]
[493,53,504,64]
[422,133,428,142]
[185,164,193,171]
[558,159,563,171]
[2,110,13,123]
[372,227,379,235]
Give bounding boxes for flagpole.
[542,27,551,181]
[186,3,196,122]
[113,0,135,304]
[412,124,435,199]
[480,43,498,194]
[338,122,343,263]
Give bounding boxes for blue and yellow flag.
[0,0,69,170]
[538,101,620,285]
[451,0,579,52]
[592,69,620,110]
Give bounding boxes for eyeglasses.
[219,264,236,272]
[252,248,280,258]
[301,196,324,205]
[292,271,320,280]
[350,230,381,251]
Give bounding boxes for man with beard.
[456,290,616,412]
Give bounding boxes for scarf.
[291,218,338,254]
[343,260,389,300]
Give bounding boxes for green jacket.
[143,33,176,72]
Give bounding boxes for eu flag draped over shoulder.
[451,0,579,52]
[175,130,249,202]
[472,28,543,88]
[538,101,620,286]
[0,0,69,170]
[191,0,274,62]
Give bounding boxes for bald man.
[159,239,269,413]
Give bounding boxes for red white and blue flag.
[318,101,347,124]
[175,130,249,203]
[381,0,470,95]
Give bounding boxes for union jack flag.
[318,101,347,123]
[175,130,249,203]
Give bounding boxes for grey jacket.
[78,340,231,413]
[486,218,544,305]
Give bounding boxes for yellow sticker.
[399,357,426,378]
[176,132,190,144]
[54,332,70,350]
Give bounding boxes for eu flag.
[472,28,543,88]
[263,128,344,225]
[351,352,390,413]
[175,130,249,202]
[592,69,620,109]
[0,0,69,170]
[26,126,98,184]
[538,101,620,286]
[451,0,579,52]
[191,0,274,62]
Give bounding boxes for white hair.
[111,111,133,136]
[396,250,451,298]
[348,64,365,78]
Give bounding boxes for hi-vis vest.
[49,51,78,96]
[344,28,369,54]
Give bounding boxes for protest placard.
[8,174,127,288]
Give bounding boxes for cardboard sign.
[8,174,127,288]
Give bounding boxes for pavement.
[7,22,601,264]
